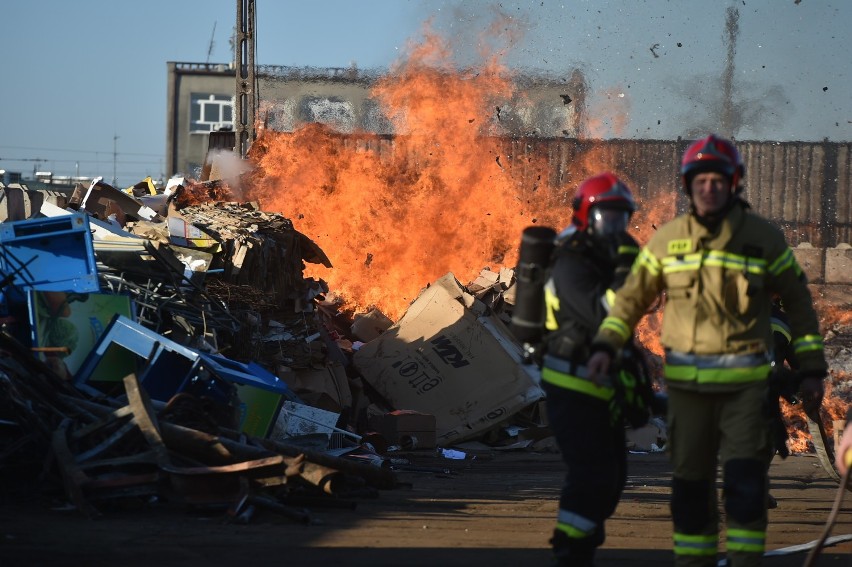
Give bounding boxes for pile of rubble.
[0,175,554,522]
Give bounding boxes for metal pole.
[234,0,256,159]
[112,134,119,186]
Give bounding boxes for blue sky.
[1,0,849,187]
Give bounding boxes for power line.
[1,156,162,166]
[0,144,162,158]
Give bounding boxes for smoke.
[205,149,252,199]
[720,6,739,137]
[672,75,791,140]
[665,5,791,140]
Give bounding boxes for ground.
[2,450,850,567]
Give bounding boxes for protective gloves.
[797,371,826,414]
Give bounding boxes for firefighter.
[586,135,827,567]
[539,172,644,567]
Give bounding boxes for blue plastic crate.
[0,213,99,293]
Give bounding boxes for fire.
[781,377,850,454]
[816,300,852,329]
[173,179,238,208]
[236,12,849,460]
[243,15,682,324]
[585,86,632,139]
[245,22,575,320]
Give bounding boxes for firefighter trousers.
[543,381,626,566]
[668,383,771,567]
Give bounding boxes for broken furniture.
[74,314,299,438]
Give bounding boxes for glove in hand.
[798,375,825,414]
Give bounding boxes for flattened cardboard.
[279,361,352,413]
[351,308,393,342]
[353,273,543,445]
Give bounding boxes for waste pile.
[0,175,550,522]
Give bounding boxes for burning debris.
[0,168,559,520]
[2,12,850,524]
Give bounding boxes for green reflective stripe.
[556,509,596,537]
[673,532,718,556]
[544,284,560,331]
[665,364,771,384]
[703,250,766,274]
[768,248,798,276]
[604,288,617,310]
[618,244,640,255]
[661,253,702,274]
[661,250,767,275]
[541,367,614,401]
[727,529,765,553]
[770,317,791,342]
[792,334,824,354]
[636,248,662,276]
[555,521,589,539]
[619,371,637,404]
[601,316,631,341]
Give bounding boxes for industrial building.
[165,61,588,179]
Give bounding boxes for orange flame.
[244,17,672,323]
[245,24,571,320]
[781,377,850,454]
[236,14,849,458]
[585,86,632,139]
[173,179,238,208]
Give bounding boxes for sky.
[1,0,850,188]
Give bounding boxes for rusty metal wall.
[503,138,852,247]
[343,135,852,246]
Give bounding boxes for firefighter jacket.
[541,229,640,400]
[594,199,827,392]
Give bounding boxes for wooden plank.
[50,419,101,519]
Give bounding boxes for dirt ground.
[2,449,850,567]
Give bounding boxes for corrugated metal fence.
[341,135,852,246]
[503,138,852,247]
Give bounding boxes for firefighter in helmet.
[587,135,827,567]
[541,172,650,567]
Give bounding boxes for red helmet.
[680,134,744,192]
[571,172,636,235]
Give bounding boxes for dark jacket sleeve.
[549,250,610,336]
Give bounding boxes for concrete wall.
[800,244,852,284]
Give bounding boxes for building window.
[190,93,234,133]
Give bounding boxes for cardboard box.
[279,361,352,413]
[370,410,437,449]
[353,273,543,445]
[351,308,394,343]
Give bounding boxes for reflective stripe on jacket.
[664,351,771,385]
